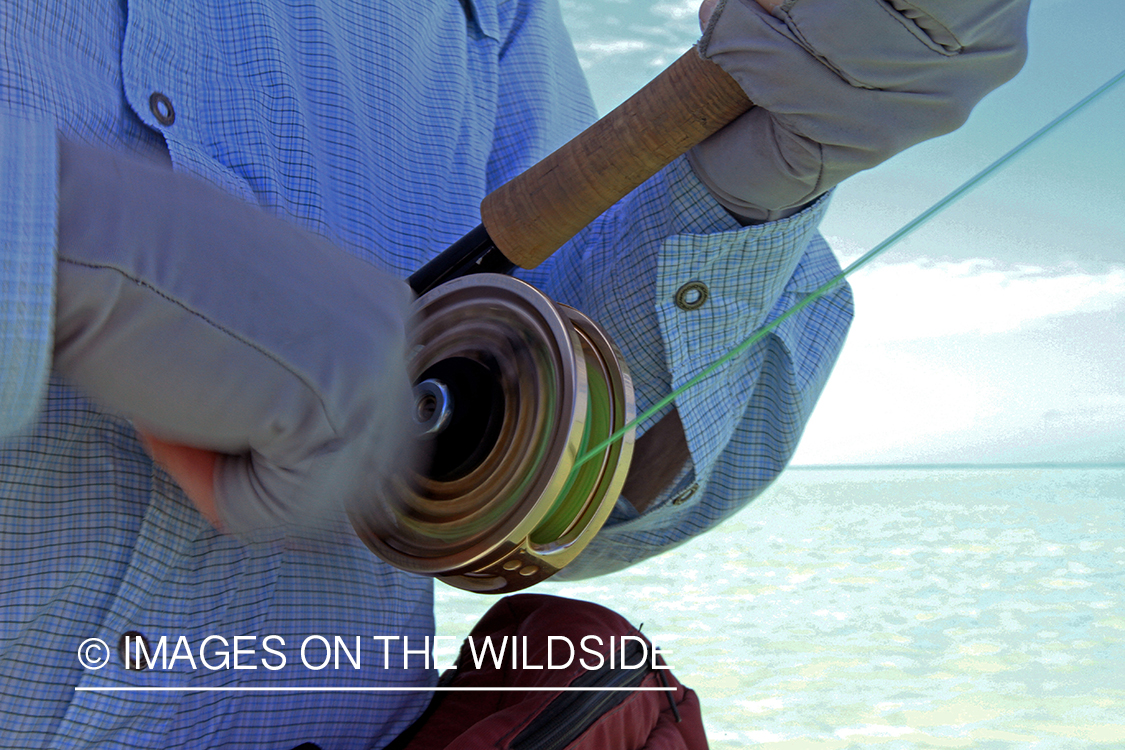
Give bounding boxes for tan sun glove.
[690,0,1031,222]
[54,140,415,535]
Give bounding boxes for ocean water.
[434,467,1125,748]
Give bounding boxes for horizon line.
[788,462,1125,471]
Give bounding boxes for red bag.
[388,594,708,750]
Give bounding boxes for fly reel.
[348,49,752,593]
[350,274,635,593]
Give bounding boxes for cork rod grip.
[480,48,752,270]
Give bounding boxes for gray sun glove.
[54,139,415,535]
[690,0,1031,222]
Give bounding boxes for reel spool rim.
[527,305,635,551]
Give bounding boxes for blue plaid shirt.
[0,0,852,747]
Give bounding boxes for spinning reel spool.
[350,274,635,593]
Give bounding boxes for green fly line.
[575,66,1125,469]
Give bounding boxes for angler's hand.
[692,0,1030,223]
[54,140,415,535]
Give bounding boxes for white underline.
[76,686,675,692]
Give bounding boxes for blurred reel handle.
[481,47,752,270]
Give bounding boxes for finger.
[689,106,822,221]
[138,430,222,529]
[699,0,721,31]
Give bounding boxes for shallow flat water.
[435,468,1125,748]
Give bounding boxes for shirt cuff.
[554,161,835,580]
[0,114,56,435]
[654,181,830,475]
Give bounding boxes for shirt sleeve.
[0,114,56,436]
[535,161,853,579]
[487,0,854,577]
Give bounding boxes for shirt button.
[118,630,152,670]
[671,482,698,505]
[674,281,708,311]
[149,92,176,126]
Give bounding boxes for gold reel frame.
[350,275,635,593]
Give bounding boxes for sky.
[557,0,1125,465]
